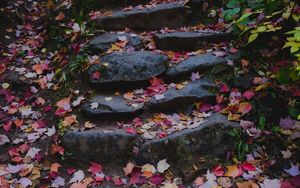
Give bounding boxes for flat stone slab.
[147,79,215,111]
[154,31,234,51]
[81,94,144,117]
[94,3,190,31]
[136,113,239,164]
[166,51,242,77]
[62,130,137,163]
[87,51,169,85]
[88,32,143,52]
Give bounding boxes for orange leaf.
[32,64,43,74]
[14,119,23,127]
[238,102,252,115]
[63,115,77,126]
[50,163,61,172]
[224,165,243,178]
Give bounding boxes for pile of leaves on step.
[0,0,299,187]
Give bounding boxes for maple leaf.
[219,83,229,93]
[190,72,201,81]
[243,90,255,100]
[280,117,295,129]
[123,162,135,176]
[63,115,78,126]
[51,176,65,187]
[125,127,136,134]
[194,177,204,187]
[284,162,300,176]
[149,174,164,186]
[224,165,243,178]
[238,102,252,115]
[157,159,170,173]
[212,165,225,176]
[141,164,156,178]
[241,163,256,171]
[88,162,102,174]
[92,71,101,80]
[69,170,85,184]
[0,135,9,146]
[50,163,62,173]
[281,150,292,159]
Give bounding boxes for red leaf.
[243,90,255,100]
[92,71,101,80]
[149,174,164,186]
[125,127,136,134]
[238,102,252,115]
[88,162,102,174]
[67,168,76,175]
[3,121,12,132]
[219,84,229,93]
[212,165,225,176]
[241,163,256,171]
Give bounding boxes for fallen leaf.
[69,170,85,184]
[284,162,300,176]
[123,162,135,176]
[238,102,252,115]
[55,12,65,20]
[157,159,170,173]
[88,162,102,174]
[224,165,243,178]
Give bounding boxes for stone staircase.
[62,1,242,181]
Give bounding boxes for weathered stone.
[94,3,190,31]
[87,51,169,85]
[166,51,242,77]
[81,94,144,117]
[136,113,239,164]
[154,31,234,51]
[62,129,137,163]
[88,32,143,52]
[147,79,215,111]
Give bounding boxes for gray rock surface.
[147,79,215,111]
[166,51,242,77]
[94,3,190,31]
[62,129,137,163]
[87,51,169,85]
[88,32,143,52]
[154,31,234,51]
[136,113,239,164]
[81,94,144,116]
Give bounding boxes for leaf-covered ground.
[0,0,299,187]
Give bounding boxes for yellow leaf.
[248,33,258,44]
[224,165,240,178]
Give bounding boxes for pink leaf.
[243,90,255,100]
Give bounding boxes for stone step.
[94,3,190,31]
[62,113,239,168]
[154,31,234,51]
[166,51,243,77]
[88,32,143,53]
[62,129,137,163]
[87,51,168,87]
[81,78,215,117]
[147,79,215,111]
